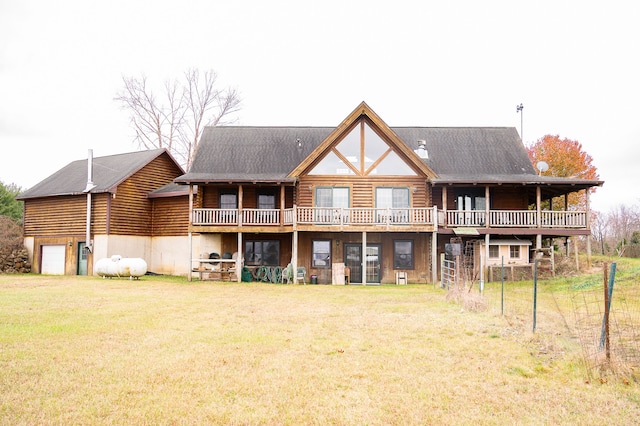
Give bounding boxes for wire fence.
[477,261,640,379]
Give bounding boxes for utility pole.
[516,103,524,142]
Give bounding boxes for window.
[509,245,520,259]
[393,240,414,269]
[315,187,349,208]
[377,187,410,223]
[258,193,275,210]
[220,192,237,209]
[245,240,280,266]
[376,187,410,208]
[309,120,417,176]
[312,240,331,268]
[489,245,499,259]
[456,194,486,210]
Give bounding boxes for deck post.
[238,184,243,227]
[292,230,298,282]
[485,185,490,228]
[536,186,542,251]
[431,206,438,284]
[442,186,448,226]
[280,184,285,226]
[362,231,367,286]
[188,184,194,282]
[586,188,592,268]
[237,232,242,282]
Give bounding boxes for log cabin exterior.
[17,149,185,275]
[175,102,603,284]
[18,102,603,283]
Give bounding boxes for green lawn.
[1,264,639,425]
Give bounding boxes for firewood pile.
[0,247,31,273]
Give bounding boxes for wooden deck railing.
[192,207,588,229]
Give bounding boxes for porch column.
[361,231,367,286]
[280,184,285,226]
[292,230,298,282]
[442,186,448,226]
[431,206,438,284]
[238,184,243,226]
[536,186,542,250]
[236,232,243,282]
[586,188,592,268]
[188,184,194,282]
[485,185,490,228]
[481,233,489,292]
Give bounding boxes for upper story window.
[220,192,237,209]
[309,120,417,176]
[258,193,275,209]
[315,187,350,208]
[456,194,486,211]
[376,187,410,208]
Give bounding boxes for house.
[19,102,603,283]
[175,102,603,284]
[18,149,185,275]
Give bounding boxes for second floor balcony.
[191,207,588,231]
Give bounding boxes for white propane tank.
[96,255,147,279]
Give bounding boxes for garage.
[41,245,66,275]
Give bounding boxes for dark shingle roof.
[147,182,190,198]
[18,149,174,199]
[392,127,536,177]
[176,127,334,183]
[175,126,540,183]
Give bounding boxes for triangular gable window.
[309,120,417,176]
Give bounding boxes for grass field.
[1,259,639,425]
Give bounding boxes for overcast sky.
[1,0,638,212]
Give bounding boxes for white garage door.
[41,245,66,275]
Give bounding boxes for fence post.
[599,262,616,356]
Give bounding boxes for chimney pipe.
[84,149,96,253]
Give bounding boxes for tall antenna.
[516,103,524,142]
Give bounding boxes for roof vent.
[415,140,428,159]
[296,138,302,149]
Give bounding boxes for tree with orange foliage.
[526,135,599,210]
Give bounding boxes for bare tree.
[115,69,241,169]
[603,204,640,256]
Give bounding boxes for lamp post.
[516,103,524,142]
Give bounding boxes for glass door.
[344,243,381,284]
[365,244,381,284]
[344,244,361,284]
